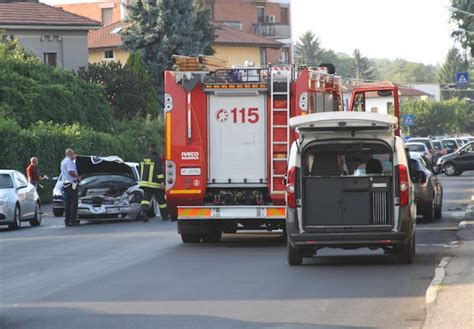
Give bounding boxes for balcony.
[253,23,291,39]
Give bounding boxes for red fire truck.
[164,64,343,243]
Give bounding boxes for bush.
[0,42,114,131]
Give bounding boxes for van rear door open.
[289,112,399,231]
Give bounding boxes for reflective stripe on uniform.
[141,200,151,205]
[157,174,164,179]
[139,181,161,188]
[159,204,167,209]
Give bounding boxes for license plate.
[180,168,201,176]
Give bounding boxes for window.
[104,50,114,60]
[257,6,265,24]
[101,8,113,25]
[43,53,57,67]
[280,7,289,24]
[259,48,267,66]
[279,48,289,64]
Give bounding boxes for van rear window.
[303,142,392,177]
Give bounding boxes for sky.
[42,0,456,65]
[292,0,456,65]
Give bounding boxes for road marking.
[426,256,451,304]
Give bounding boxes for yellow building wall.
[213,45,261,67]
[89,48,130,64]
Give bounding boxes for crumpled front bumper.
[77,203,141,219]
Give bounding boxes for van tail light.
[286,166,296,209]
[397,164,409,207]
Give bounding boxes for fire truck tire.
[181,234,202,243]
[202,226,222,243]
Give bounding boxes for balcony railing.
[253,24,291,39]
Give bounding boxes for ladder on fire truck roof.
[270,66,292,195]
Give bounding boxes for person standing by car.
[26,157,45,189]
[61,149,80,227]
[139,143,169,222]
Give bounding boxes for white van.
[285,112,417,265]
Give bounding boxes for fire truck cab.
[164,64,343,243]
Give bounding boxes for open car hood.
[290,112,398,140]
[76,156,135,178]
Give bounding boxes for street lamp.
[449,6,474,17]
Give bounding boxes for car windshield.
[0,174,13,189]
[407,144,425,152]
[410,139,430,149]
[442,140,457,147]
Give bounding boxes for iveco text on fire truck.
[164,62,343,243]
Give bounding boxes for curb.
[425,198,473,305]
[425,256,451,304]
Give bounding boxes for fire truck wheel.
[181,234,202,243]
[202,226,222,243]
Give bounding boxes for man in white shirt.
[60,149,81,227]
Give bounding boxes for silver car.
[75,156,142,221]
[0,170,41,230]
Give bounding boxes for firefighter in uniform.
[139,144,169,221]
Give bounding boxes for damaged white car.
[75,156,143,221]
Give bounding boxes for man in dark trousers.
[139,144,169,221]
[60,149,80,227]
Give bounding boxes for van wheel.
[423,201,435,222]
[29,203,42,226]
[443,163,457,176]
[287,241,303,266]
[181,234,201,243]
[397,235,415,264]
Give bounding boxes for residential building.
[46,0,293,65]
[208,0,292,64]
[0,2,100,70]
[43,0,125,25]
[88,21,281,67]
[342,81,435,113]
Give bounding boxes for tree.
[450,0,474,57]
[122,0,215,101]
[437,47,467,84]
[349,49,376,82]
[77,58,159,119]
[193,0,215,55]
[294,31,325,66]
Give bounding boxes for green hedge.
[0,116,163,190]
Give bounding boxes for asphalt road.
[0,173,473,329]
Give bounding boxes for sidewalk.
[423,208,474,329]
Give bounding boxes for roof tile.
[0,3,100,27]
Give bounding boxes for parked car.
[441,138,460,154]
[432,140,447,158]
[406,142,433,164]
[409,153,443,222]
[455,138,465,146]
[286,112,416,265]
[408,137,436,163]
[0,170,41,230]
[437,141,474,176]
[52,174,65,217]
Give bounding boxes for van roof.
[289,112,398,131]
